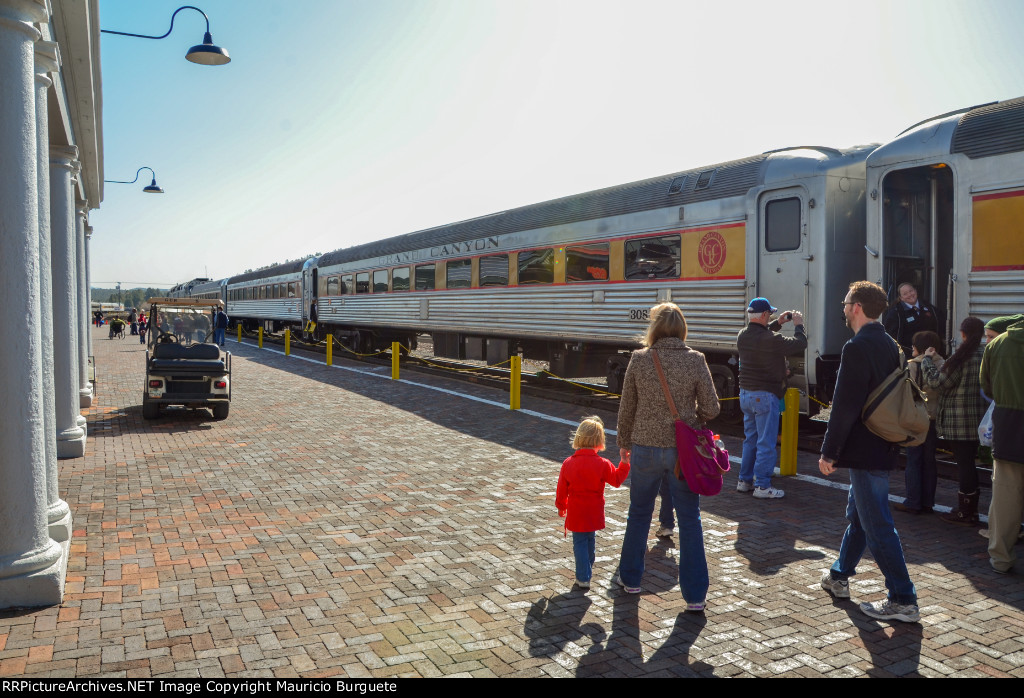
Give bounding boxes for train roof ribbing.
[227,259,309,284]
[316,154,769,266]
[952,96,1024,159]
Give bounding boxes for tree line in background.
[91,287,168,311]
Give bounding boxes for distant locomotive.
[176,96,1024,413]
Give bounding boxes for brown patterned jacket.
[616,337,721,450]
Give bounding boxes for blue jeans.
[214,327,226,346]
[618,445,709,603]
[903,422,938,510]
[830,469,917,605]
[572,532,596,582]
[659,473,674,528]
[739,389,781,489]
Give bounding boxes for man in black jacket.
[736,297,807,499]
[818,281,919,623]
[883,282,941,354]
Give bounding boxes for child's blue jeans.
[572,531,596,582]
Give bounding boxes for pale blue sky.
[89,0,1024,287]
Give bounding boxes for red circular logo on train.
[698,231,726,274]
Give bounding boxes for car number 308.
[629,309,650,321]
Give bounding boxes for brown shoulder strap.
[650,349,681,421]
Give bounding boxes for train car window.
[566,243,609,282]
[446,259,472,289]
[355,273,369,294]
[326,276,340,296]
[668,176,686,195]
[392,266,410,291]
[373,270,389,293]
[517,248,554,285]
[479,254,508,287]
[415,264,435,291]
[341,274,354,294]
[765,197,801,251]
[695,170,716,190]
[287,282,298,298]
[624,235,680,279]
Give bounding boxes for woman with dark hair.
[614,303,720,609]
[922,317,987,525]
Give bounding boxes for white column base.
[0,538,67,609]
[76,413,86,436]
[78,386,92,408]
[56,426,86,459]
[47,501,72,543]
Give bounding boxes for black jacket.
[883,301,940,353]
[820,322,900,469]
[737,321,807,398]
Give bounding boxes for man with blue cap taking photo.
[736,297,807,499]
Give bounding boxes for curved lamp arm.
[101,5,210,40]
[105,166,156,185]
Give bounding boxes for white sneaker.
[736,480,754,493]
[859,600,920,623]
[655,526,673,538]
[820,570,850,598]
[753,486,784,499]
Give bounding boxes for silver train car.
[865,96,1024,344]
[187,95,1023,413]
[222,145,877,413]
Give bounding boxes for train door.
[756,188,809,319]
[879,164,954,347]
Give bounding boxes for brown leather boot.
[942,491,979,526]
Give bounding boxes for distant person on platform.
[884,282,941,354]
[736,298,807,499]
[214,308,229,347]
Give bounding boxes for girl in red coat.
[556,416,631,589]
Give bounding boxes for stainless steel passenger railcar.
[865,96,1024,349]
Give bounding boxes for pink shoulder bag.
[651,349,730,496]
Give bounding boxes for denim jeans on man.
[572,531,596,582]
[214,327,226,346]
[830,469,917,605]
[618,445,708,602]
[739,389,781,488]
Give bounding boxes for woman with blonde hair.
[614,303,720,610]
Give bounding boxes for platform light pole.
[101,5,231,66]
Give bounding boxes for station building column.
[0,0,69,607]
[50,146,86,458]
[76,202,93,407]
[36,40,71,541]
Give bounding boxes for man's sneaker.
[859,600,920,623]
[753,486,785,499]
[736,480,754,493]
[613,574,641,594]
[655,525,673,538]
[820,570,850,599]
[576,579,591,589]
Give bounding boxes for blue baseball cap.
[747,297,777,314]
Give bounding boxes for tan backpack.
[861,343,931,447]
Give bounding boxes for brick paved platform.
[1,328,1022,678]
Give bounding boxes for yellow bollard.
[258,327,263,348]
[326,335,332,366]
[285,329,290,355]
[510,355,521,410]
[391,341,399,380]
[237,324,241,343]
[779,387,800,475]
